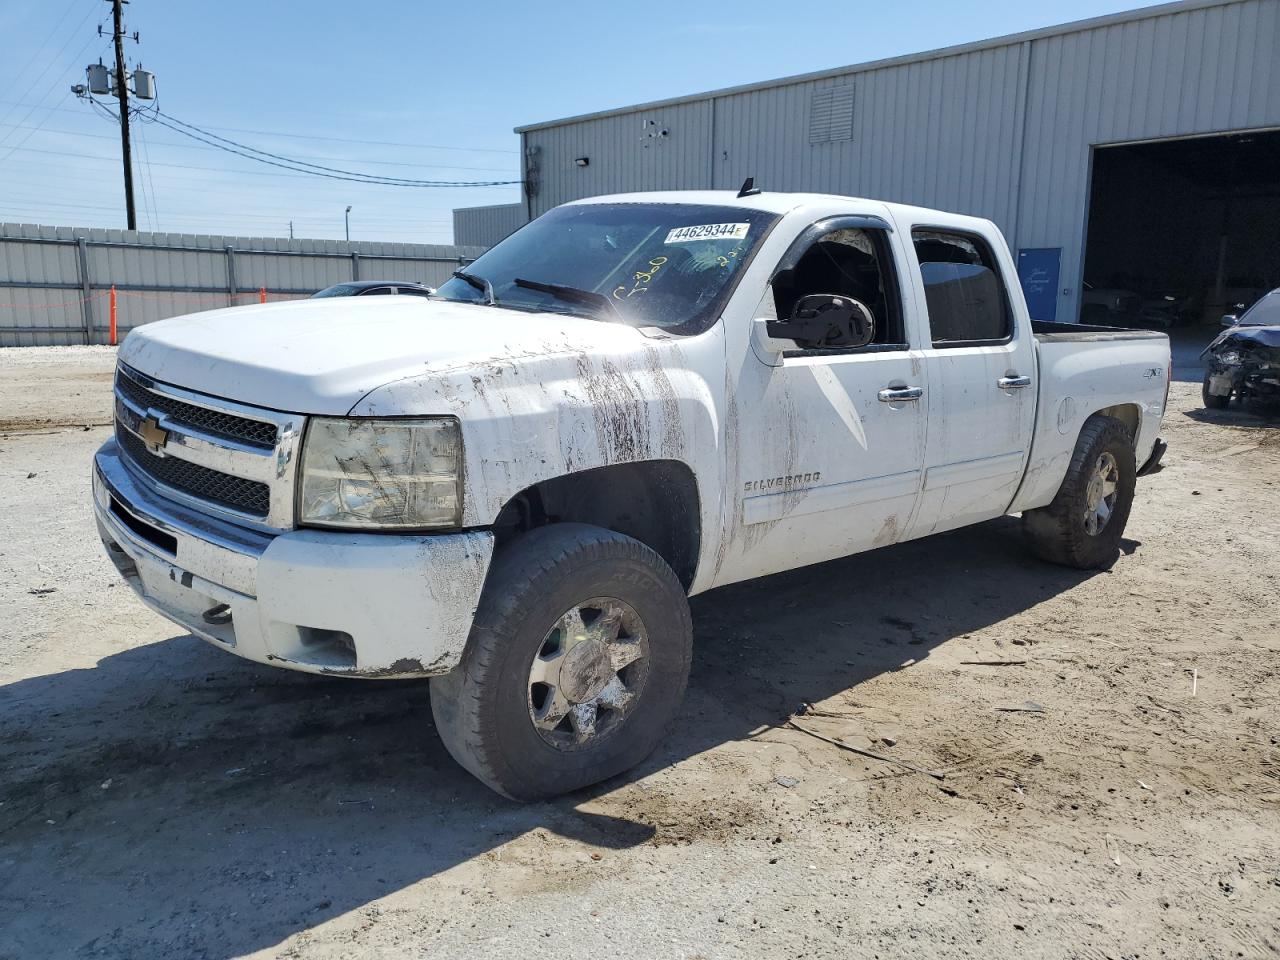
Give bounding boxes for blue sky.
[0,0,1163,243]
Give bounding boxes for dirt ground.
[1,343,1277,960]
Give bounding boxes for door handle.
[998,375,1032,389]
[878,385,924,403]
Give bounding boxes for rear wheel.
[430,523,692,801]
[1202,374,1231,410]
[1023,415,1137,570]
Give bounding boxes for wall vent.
[809,84,855,144]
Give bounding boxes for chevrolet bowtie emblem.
[138,415,169,453]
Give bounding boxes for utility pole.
[345,205,352,242]
[110,0,136,230]
[72,4,154,229]
[289,220,294,240]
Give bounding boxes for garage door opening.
[1081,129,1280,329]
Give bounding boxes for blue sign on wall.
[1017,248,1061,322]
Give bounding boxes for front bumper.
[93,437,494,678]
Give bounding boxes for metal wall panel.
[1016,0,1280,319]
[0,222,487,347]
[517,0,1280,320]
[453,203,528,247]
[528,99,714,218]
[707,43,1027,233]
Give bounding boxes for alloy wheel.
[1083,451,1120,536]
[527,598,649,749]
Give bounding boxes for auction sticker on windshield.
[665,223,751,244]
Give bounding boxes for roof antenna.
[737,177,762,198]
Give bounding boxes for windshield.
[1239,291,1280,326]
[433,202,779,335]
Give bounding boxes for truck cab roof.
[562,189,999,233]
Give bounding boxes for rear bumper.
[93,437,493,678]
[1137,437,1167,477]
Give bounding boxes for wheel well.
[492,460,701,590]
[1090,403,1142,442]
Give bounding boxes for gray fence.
[0,222,488,347]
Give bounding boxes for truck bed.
[1010,317,1171,516]
[1031,319,1170,343]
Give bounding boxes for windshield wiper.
[514,277,622,323]
[452,269,495,305]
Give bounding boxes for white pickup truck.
[94,190,1170,799]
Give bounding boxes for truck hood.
[119,296,647,414]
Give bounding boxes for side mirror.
[766,294,875,349]
[1221,314,1239,327]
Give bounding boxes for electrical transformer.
[132,69,155,100]
[86,62,111,95]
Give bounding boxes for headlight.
[1216,350,1242,366]
[299,418,461,529]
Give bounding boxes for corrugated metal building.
[459,0,1280,323]
[451,203,527,249]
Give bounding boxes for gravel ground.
[0,344,1277,960]
[0,345,117,432]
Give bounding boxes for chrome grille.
[116,424,271,516]
[112,362,304,531]
[116,366,278,449]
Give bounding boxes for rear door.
[900,223,1037,538]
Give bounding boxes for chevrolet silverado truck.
[93,190,1170,800]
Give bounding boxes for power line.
[0,98,520,155]
[0,145,521,193]
[0,31,105,164]
[0,0,83,131]
[0,119,519,173]
[0,2,102,140]
[145,110,523,187]
[135,116,160,230]
[190,123,520,155]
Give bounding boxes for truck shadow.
[1182,404,1280,429]
[0,516,1106,958]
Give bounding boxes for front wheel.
[430,523,693,801]
[1202,374,1231,410]
[1023,415,1137,570]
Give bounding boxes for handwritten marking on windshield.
[613,257,668,301]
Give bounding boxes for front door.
[902,225,1037,538]
[714,216,929,587]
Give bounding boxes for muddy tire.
[429,523,693,801]
[1202,374,1230,410]
[1023,415,1137,570]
